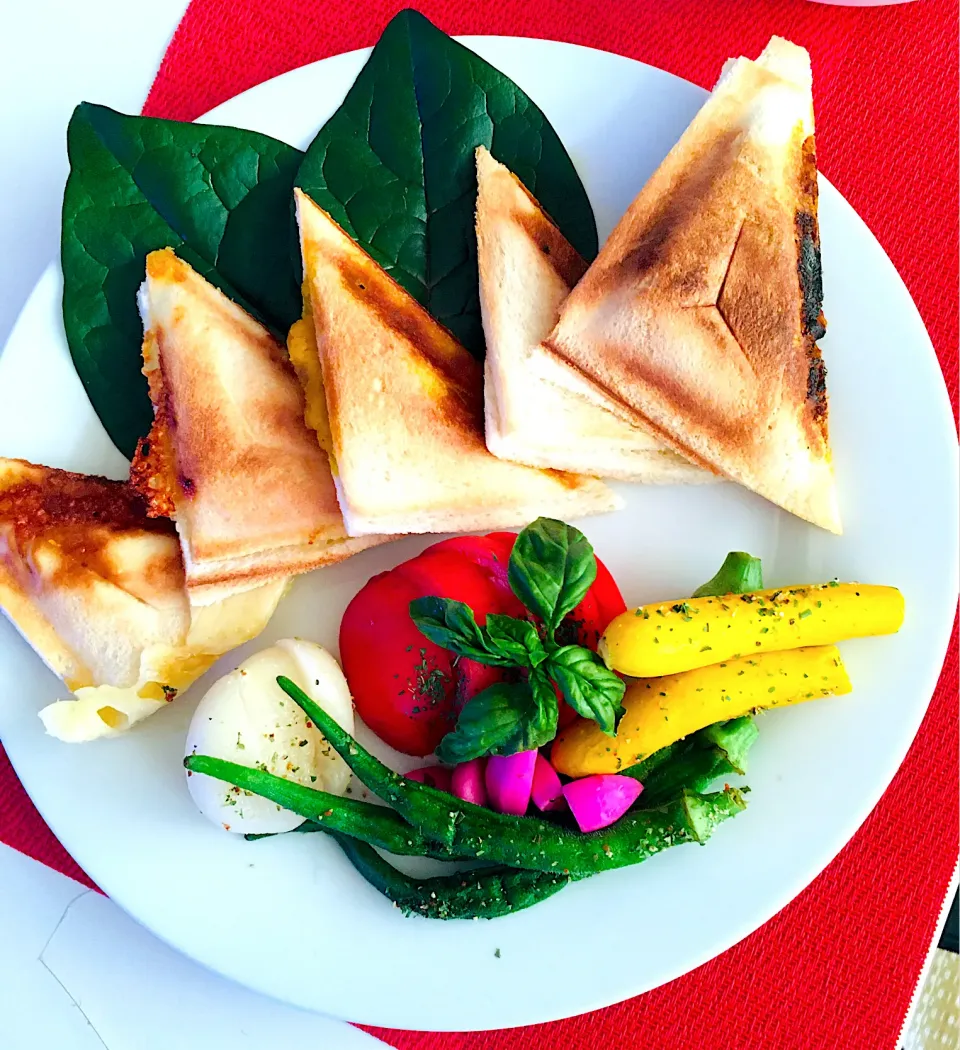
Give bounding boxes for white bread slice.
[476,147,711,484]
[544,38,841,533]
[0,456,286,740]
[295,189,620,535]
[131,249,388,602]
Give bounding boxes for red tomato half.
[339,533,626,756]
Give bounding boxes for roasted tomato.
[339,533,625,756]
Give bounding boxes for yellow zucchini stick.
[599,583,903,678]
[551,645,852,777]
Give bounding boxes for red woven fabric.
[1,0,957,1046]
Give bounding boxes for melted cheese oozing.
[38,579,288,743]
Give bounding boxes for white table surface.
[0,3,378,1046]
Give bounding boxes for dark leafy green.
[434,676,557,765]
[62,103,304,457]
[508,518,597,632]
[485,615,548,667]
[547,644,624,736]
[294,9,597,354]
[408,597,506,665]
[692,552,764,598]
[409,598,546,668]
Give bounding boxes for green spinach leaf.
[508,518,597,632]
[547,644,624,736]
[295,9,597,354]
[61,102,303,457]
[434,678,557,765]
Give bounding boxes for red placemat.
[2,1,958,1047]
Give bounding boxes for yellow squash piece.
[551,645,852,777]
[599,583,903,678]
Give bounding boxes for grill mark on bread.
[0,462,177,589]
[324,249,482,436]
[796,135,828,436]
[610,126,744,297]
[475,146,589,291]
[513,209,588,290]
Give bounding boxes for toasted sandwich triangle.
[0,456,187,692]
[0,455,286,741]
[295,189,619,535]
[544,38,841,532]
[131,249,387,601]
[476,146,710,484]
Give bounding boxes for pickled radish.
[562,774,643,833]
[451,758,488,806]
[531,753,565,812]
[485,751,537,815]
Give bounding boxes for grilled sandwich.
[543,38,841,532]
[0,456,285,741]
[131,249,386,602]
[476,146,710,484]
[295,188,620,536]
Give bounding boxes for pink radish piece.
[485,751,537,815]
[405,766,452,793]
[562,775,643,833]
[451,758,488,806]
[531,753,565,812]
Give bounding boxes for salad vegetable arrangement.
[187,518,904,920]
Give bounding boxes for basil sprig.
[434,673,559,765]
[546,645,624,736]
[507,516,597,632]
[410,597,547,668]
[411,518,625,763]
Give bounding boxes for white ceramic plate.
[0,38,956,1032]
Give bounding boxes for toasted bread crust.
[544,39,839,531]
[137,249,389,591]
[296,188,619,534]
[0,456,188,689]
[130,422,177,519]
[0,458,172,548]
[476,146,711,483]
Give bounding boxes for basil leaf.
[527,667,560,742]
[434,678,556,764]
[294,9,597,355]
[61,103,304,457]
[410,597,514,667]
[508,518,597,632]
[692,552,763,598]
[485,615,548,668]
[547,645,625,736]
